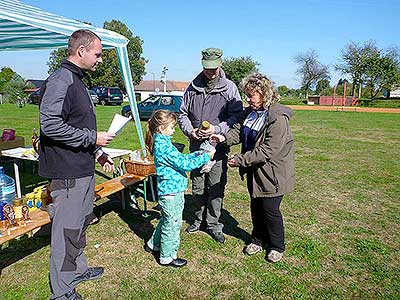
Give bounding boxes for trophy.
[3,204,17,232]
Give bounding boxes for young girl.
[144,110,215,267]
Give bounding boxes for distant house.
[134,80,189,102]
[25,79,45,93]
[390,85,400,98]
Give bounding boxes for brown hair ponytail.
[145,110,177,156]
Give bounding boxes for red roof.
[135,80,189,92]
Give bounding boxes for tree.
[364,48,400,99]
[222,56,259,88]
[47,20,147,89]
[277,85,289,97]
[294,49,330,98]
[315,79,330,95]
[0,67,16,93]
[335,40,378,97]
[2,73,28,103]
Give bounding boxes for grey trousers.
[190,158,227,233]
[49,175,95,300]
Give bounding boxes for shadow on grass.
[95,192,160,242]
[0,192,159,273]
[183,194,252,244]
[0,224,51,276]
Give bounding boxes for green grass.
[358,99,400,108]
[0,103,399,300]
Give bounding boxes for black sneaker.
[64,289,82,300]
[161,258,187,268]
[209,231,225,243]
[72,266,104,285]
[186,223,201,233]
[144,244,160,254]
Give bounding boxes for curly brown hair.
[240,73,280,108]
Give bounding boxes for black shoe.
[186,223,201,233]
[144,244,160,254]
[209,231,225,243]
[72,267,104,285]
[64,289,82,300]
[162,258,187,268]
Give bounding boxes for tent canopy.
[0,0,145,151]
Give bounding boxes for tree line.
[287,41,400,99]
[0,18,399,103]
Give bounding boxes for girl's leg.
[147,218,162,251]
[159,193,184,264]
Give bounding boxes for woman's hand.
[227,155,238,167]
[209,134,225,144]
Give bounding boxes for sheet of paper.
[107,114,131,135]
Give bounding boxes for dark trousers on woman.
[250,195,285,253]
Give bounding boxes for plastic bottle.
[0,166,16,205]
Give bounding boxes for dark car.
[121,94,182,119]
[89,90,99,105]
[27,90,41,104]
[92,86,123,105]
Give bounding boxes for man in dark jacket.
[178,48,243,243]
[39,29,115,300]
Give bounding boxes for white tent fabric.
[0,0,145,151]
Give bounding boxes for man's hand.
[191,128,202,141]
[97,153,115,173]
[96,132,115,147]
[209,134,225,144]
[198,124,216,139]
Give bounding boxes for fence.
[309,96,359,106]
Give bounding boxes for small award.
[22,205,31,221]
[3,204,17,230]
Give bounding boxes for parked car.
[89,90,99,105]
[121,94,183,119]
[92,86,123,105]
[27,90,41,104]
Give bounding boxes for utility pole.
[151,72,155,93]
[160,66,168,93]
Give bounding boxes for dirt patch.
[287,105,400,113]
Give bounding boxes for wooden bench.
[95,173,146,200]
[0,209,50,245]
[0,173,148,246]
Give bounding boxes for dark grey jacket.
[39,60,97,179]
[225,103,295,198]
[178,69,243,156]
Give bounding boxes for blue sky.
[0,0,396,88]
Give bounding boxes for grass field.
[0,103,399,300]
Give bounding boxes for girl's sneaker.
[244,240,263,255]
[266,250,284,263]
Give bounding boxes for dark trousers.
[190,158,227,233]
[250,195,285,252]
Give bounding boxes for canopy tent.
[0,0,145,152]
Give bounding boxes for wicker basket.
[123,159,156,176]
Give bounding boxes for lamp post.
[160,66,168,93]
[151,72,155,93]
